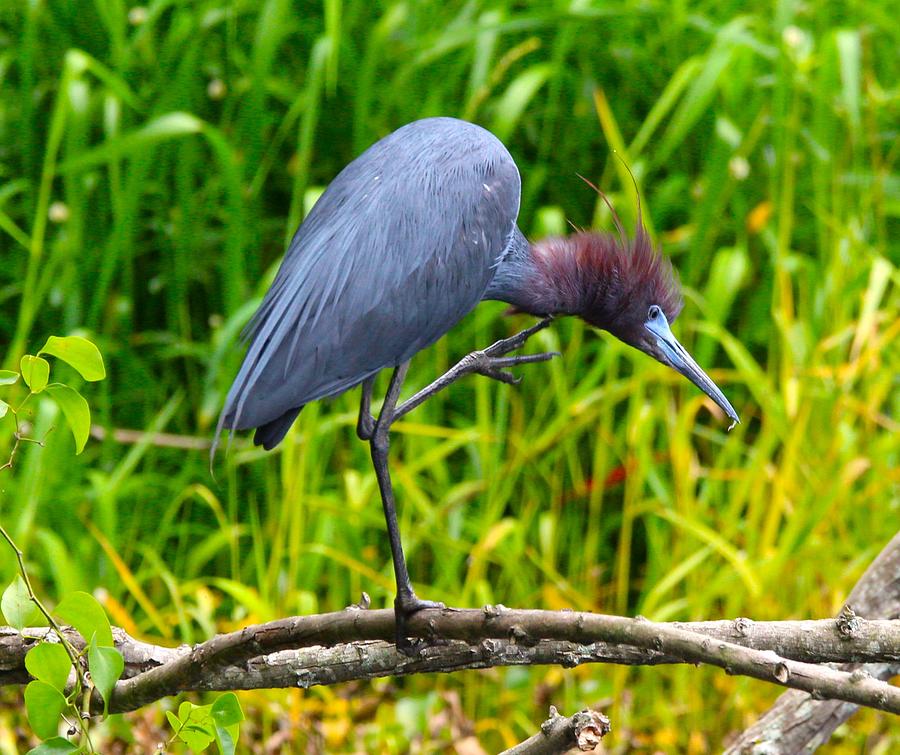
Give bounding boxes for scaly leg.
[368,362,442,650]
[359,318,558,649]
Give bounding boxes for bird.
[216,116,740,645]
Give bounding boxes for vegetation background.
[0,0,897,751]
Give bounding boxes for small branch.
[502,706,611,754]
[90,425,218,450]
[726,531,900,753]
[1,396,95,751]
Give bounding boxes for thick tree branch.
[1,611,897,716]
[725,531,900,753]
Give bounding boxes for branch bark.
[724,531,900,754]
[2,611,897,717]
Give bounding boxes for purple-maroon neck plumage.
[484,204,740,427]
[534,226,682,325]
[486,216,683,348]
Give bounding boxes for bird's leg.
[369,361,443,651]
[393,317,557,422]
[356,376,376,441]
[365,318,554,649]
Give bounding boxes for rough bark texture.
[1,612,897,716]
[724,531,900,754]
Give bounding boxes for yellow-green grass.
[0,0,897,751]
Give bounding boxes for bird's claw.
[484,318,554,359]
[490,352,559,367]
[394,595,444,655]
[476,365,520,385]
[472,349,558,386]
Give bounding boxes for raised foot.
[471,317,559,384]
[485,316,554,356]
[394,595,445,655]
[472,350,559,384]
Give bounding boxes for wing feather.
[218,118,521,444]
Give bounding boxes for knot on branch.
[836,605,860,638]
[773,662,790,684]
[733,617,753,636]
[509,625,536,647]
[482,603,508,620]
[345,592,371,611]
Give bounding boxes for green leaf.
[58,112,204,174]
[20,355,50,393]
[54,591,113,647]
[491,64,553,143]
[2,575,37,630]
[39,336,106,381]
[88,636,124,711]
[175,701,215,751]
[25,680,67,739]
[211,692,244,727]
[0,370,19,386]
[26,737,80,754]
[165,710,181,732]
[215,723,239,755]
[25,642,72,692]
[212,692,244,753]
[44,384,91,454]
[180,726,215,752]
[0,399,8,419]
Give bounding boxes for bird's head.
[532,212,740,426]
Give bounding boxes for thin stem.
[0,527,74,659]
[0,524,95,751]
[0,394,95,751]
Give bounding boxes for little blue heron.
[216,117,739,646]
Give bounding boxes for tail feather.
[252,406,303,450]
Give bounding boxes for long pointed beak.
[646,316,740,427]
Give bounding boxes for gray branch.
[1,610,898,718]
[724,530,900,754]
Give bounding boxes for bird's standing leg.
[368,361,443,650]
[363,318,554,650]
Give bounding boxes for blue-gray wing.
[218,118,521,444]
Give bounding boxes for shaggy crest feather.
[530,208,683,334]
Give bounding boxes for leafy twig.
[1,397,94,751]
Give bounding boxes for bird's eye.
[648,305,661,321]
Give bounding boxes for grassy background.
[0,0,898,751]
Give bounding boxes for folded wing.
[217,118,522,448]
